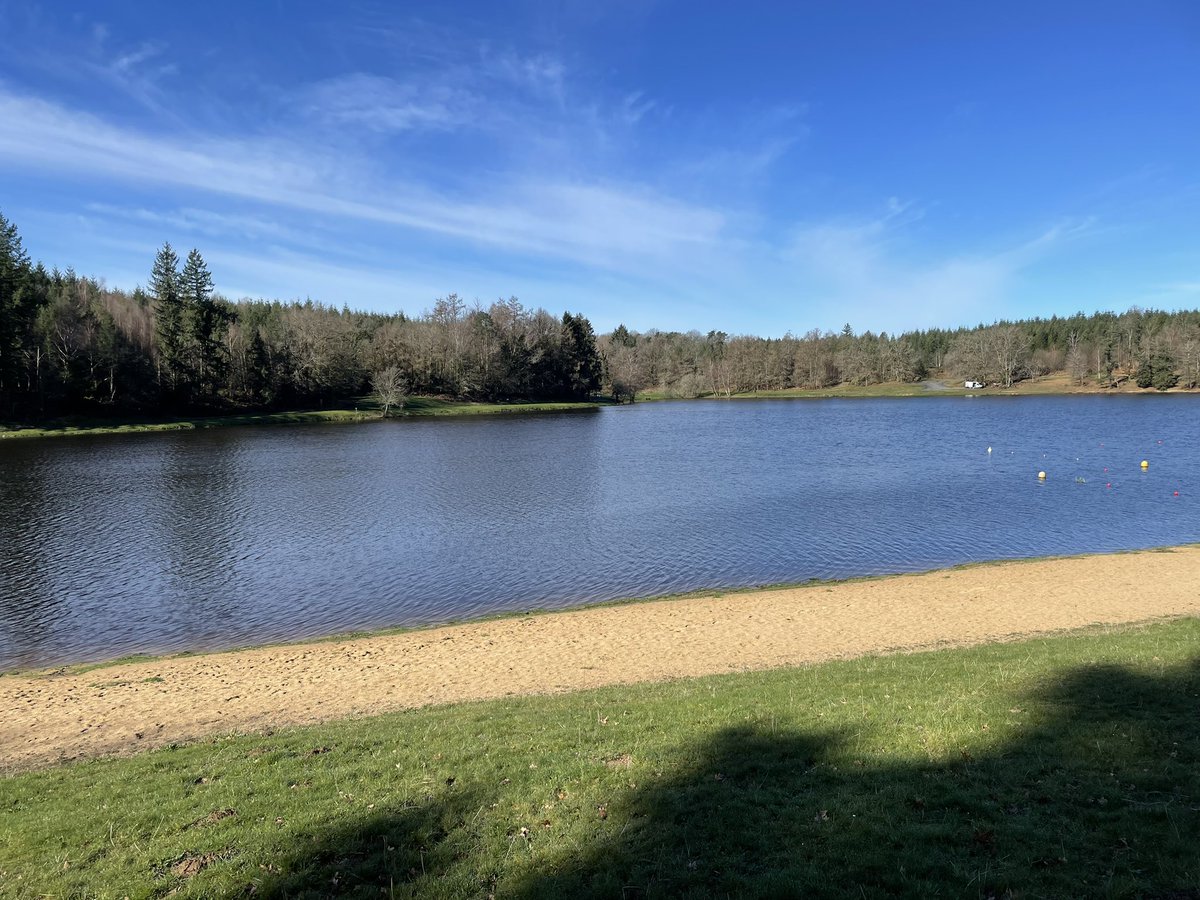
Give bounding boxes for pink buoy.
[1174,491,1180,497]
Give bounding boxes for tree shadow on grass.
[252,655,1200,898]
[251,783,488,899]
[515,656,1200,898]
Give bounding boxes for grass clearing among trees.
[2,618,1197,897]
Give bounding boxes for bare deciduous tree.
[372,366,408,417]
[990,325,1029,388]
[1066,331,1088,384]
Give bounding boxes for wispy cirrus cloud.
[0,87,728,276]
[102,39,179,113]
[668,103,809,195]
[297,13,575,136]
[489,50,567,100]
[780,201,1096,332]
[82,203,316,248]
[0,10,179,116]
[0,80,1094,335]
[109,40,170,76]
[0,10,1129,336]
[302,73,479,133]
[294,45,579,149]
[619,91,656,125]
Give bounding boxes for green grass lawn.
[0,398,601,440]
[2,619,1198,898]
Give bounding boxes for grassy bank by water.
[2,618,1197,898]
[5,377,1190,439]
[399,398,600,417]
[638,382,928,401]
[0,398,601,440]
[637,372,1200,401]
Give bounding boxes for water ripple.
[1,396,1198,668]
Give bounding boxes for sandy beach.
[3,546,1198,771]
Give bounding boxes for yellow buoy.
[1141,460,1149,469]
[1038,471,1046,480]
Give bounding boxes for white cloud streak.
[0,4,1102,339]
[781,204,1095,332]
[0,87,728,276]
[302,73,478,133]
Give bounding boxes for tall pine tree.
[0,213,37,411]
[0,212,30,400]
[559,312,602,399]
[180,248,228,403]
[150,242,185,397]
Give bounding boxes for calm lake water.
[2,397,1198,669]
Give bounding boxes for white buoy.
[1038,471,1047,480]
[987,446,992,454]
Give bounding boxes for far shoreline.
[0,396,603,441]
[2,373,1197,441]
[639,372,1200,401]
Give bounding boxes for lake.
[1,396,1197,669]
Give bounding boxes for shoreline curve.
[3,545,1199,771]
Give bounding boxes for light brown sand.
[3,547,1198,771]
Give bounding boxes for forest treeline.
[2,209,1199,421]
[0,213,603,420]
[603,307,1200,400]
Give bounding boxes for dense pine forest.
[2,210,1199,423]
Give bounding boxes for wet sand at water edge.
[3,546,1199,771]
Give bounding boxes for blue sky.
[0,1,1197,335]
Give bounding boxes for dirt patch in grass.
[184,808,237,830]
[155,847,234,879]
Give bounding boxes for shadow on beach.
[254,656,1200,898]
